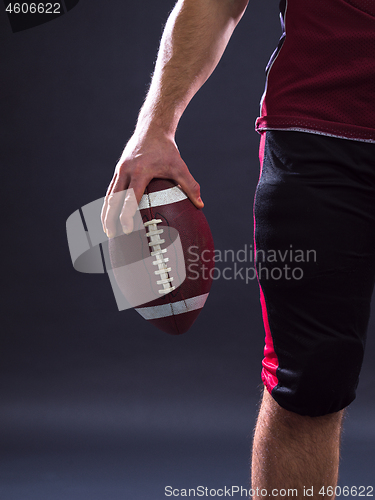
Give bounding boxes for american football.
[108,178,215,335]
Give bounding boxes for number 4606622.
[5,3,61,14]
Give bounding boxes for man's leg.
[252,131,375,498]
[251,388,344,499]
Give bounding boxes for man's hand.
[101,129,203,238]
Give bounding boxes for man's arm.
[102,0,249,237]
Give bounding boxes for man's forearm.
[136,0,249,138]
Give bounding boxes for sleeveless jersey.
[255,0,375,142]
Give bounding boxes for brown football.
[108,179,215,335]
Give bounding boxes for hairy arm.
[139,0,249,136]
[102,0,249,237]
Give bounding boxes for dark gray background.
[0,1,374,498]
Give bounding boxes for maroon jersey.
[255,0,375,142]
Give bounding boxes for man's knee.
[261,333,364,417]
[261,386,344,434]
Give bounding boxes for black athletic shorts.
[253,130,375,417]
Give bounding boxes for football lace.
[143,219,176,295]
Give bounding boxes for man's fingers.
[102,173,149,238]
[118,177,152,234]
[176,171,204,209]
[101,172,118,235]
[119,187,139,234]
[103,189,126,238]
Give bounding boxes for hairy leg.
[251,388,344,499]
